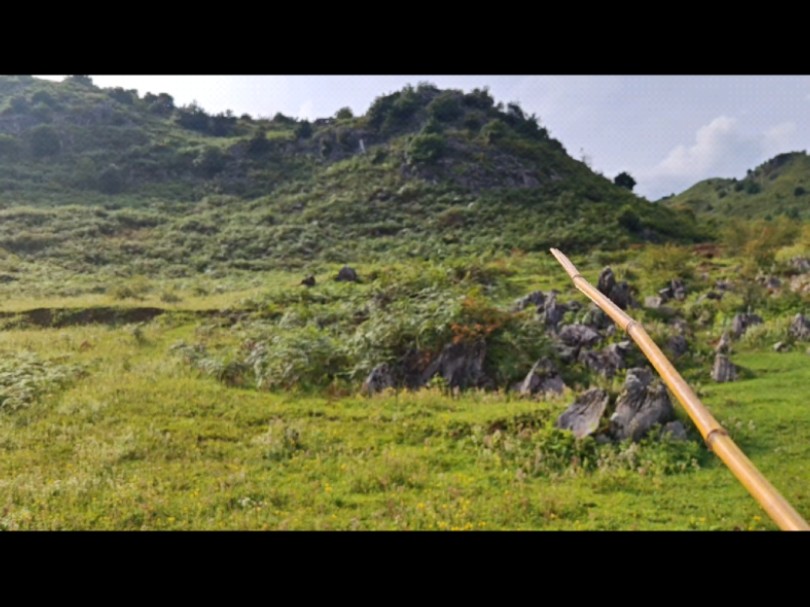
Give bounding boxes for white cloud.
[296,99,316,121]
[653,116,745,177]
[639,115,769,199]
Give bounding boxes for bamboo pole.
[550,248,809,531]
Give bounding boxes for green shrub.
[617,205,641,232]
[427,91,463,122]
[98,164,125,194]
[407,133,445,165]
[0,134,20,159]
[29,125,61,158]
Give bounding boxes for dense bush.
[407,133,445,165]
[28,125,61,158]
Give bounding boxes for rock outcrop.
[610,367,675,442]
[556,388,610,439]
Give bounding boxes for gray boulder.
[597,267,631,310]
[542,292,567,331]
[662,421,688,441]
[336,266,359,282]
[789,257,810,273]
[731,313,763,339]
[518,358,566,397]
[362,363,395,395]
[666,334,689,358]
[578,341,631,378]
[645,296,664,309]
[715,331,732,354]
[789,313,810,341]
[610,367,675,442]
[556,388,610,439]
[421,340,487,390]
[513,290,545,312]
[711,354,738,383]
[559,324,602,349]
[582,305,612,330]
[597,267,616,297]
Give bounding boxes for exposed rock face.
[710,354,738,383]
[556,388,610,439]
[362,363,395,395]
[773,341,790,353]
[789,313,810,341]
[597,267,616,297]
[336,266,359,282]
[789,274,810,296]
[645,296,663,309]
[789,257,810,273]
[513,290,545,312]
[542,292,567,331]
[657,278,687,302]
[731,313,763,339]
[518,358,566,397]
[662,421,688,441]
[559,324,601,349]
[421,340,487,389]
[581,305,612,331]
[578,341,631,378]
[665,334,688,359]
[608,281,631,310]
[610,368,675,442]
[715,331,732,354]
[597,267,631,310]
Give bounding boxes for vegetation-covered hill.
[0,76,706,282]
[662,150,810,221]
[2,77,809,531]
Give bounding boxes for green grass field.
[1,279,806,530]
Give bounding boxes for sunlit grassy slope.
[2,247,808,531]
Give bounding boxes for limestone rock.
[542,292,567,331]
[559,324,602,349]
[731,313,763,339]
[513,290,545,312]
[666,334,688,358]
[421,340,487,390]
[711,353,738,383]
[610,368,675,442]
[715,331,732,354]
[662,421,688,441]
[789,313,810,341]
[336,266,359,282]
[518,358,566,397]
[597,267,616,297]
[556,388,610,439]
[362,363,395,395]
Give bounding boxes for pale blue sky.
[36,75,810,201]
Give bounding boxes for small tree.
[614,171,636,191]
[335,107,353,120]
[29,125,61,158]
[294,120,313,140]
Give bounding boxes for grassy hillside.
[1,77,808,530]
[1,245,809,530]
[0,77,707,288]
[663,151,810,221]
